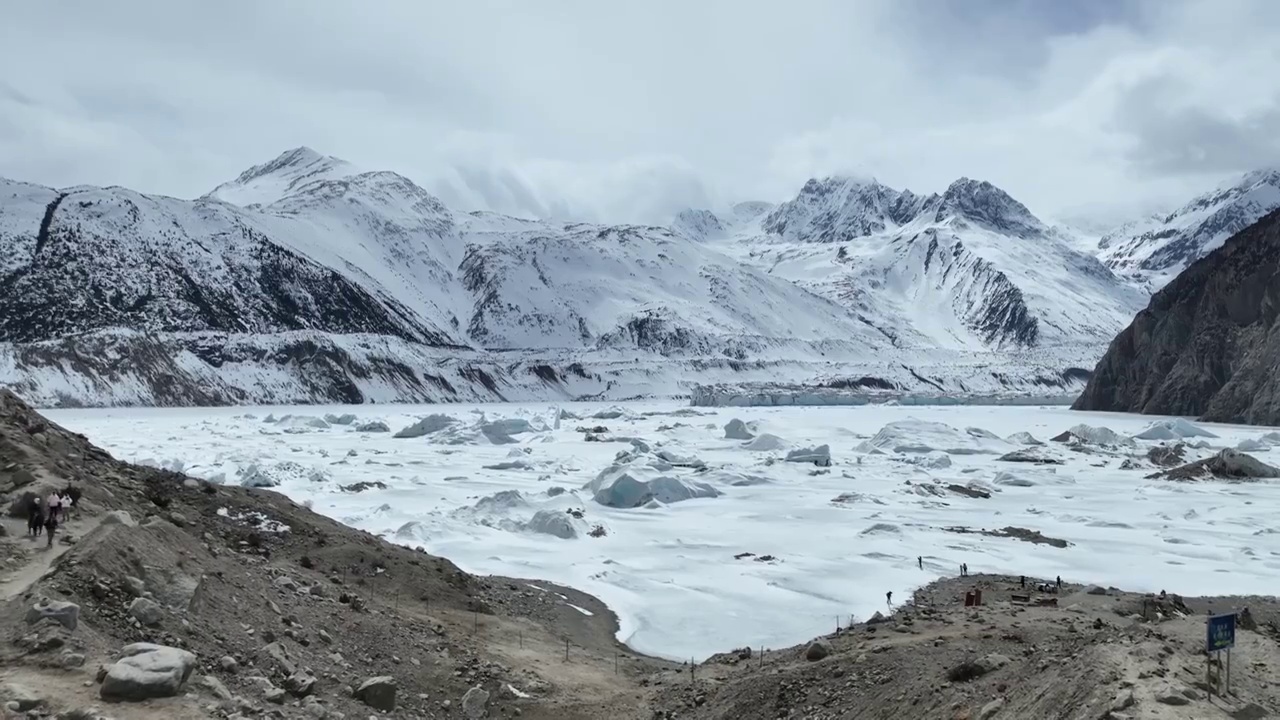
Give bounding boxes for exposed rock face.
[1074,209,1280,425]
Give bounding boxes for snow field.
[47,403,1280,662]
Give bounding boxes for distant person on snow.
[917,556,923,570]
[886,591,893,607]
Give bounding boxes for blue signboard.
[1207,613,1236,652]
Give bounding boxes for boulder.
[1158,449,1280,481]
[324,413,357,425]
[200,675,233,701]
[974,653,1010,674]
[99,643,197,700]
[128,598,163,627]
[355,420,390,433]
[26,598,79,631]
[284,672,317,698]
[804,640,832,661]
[356,676,397,711]
[462,686,490,719]
[101,510,136,528]
[0,683,43,712]
[1155,686,1191,706]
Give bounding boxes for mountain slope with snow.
[687,175,1146,353]
[0,148,1150,407]
[1098,169,1280,291]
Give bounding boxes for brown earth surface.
[1,388,1278,720]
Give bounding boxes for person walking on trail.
[1020,575,1026,589]
[917,556,923,570]
[886,591,893,607]
[44,504,58,548]
[46,491,61,524]
[1056,575,1063,591]
[26,496,43,538]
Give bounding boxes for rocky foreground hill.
[1,390,1278,719]
[1074,209,1280,425]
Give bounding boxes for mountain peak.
[935,177,1043,237]
[206,147,358,208]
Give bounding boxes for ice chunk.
[484,460,535,471]
[393,414,457,439]
[993,471,1036,487]
[355,420,390,433]
[1263,432,1280,443]
[524,509,584,539]
[591,406,630,420]
[1005,431,1043,446]
[907,451,951,469]
[1237,438,1273,452]
[655,448,706,468]
[1134,418,1218,440]
[586,457,721,508]
[1055,424,1134,447]
[277,415,331,433]
[325,413,357,425]
[590,472,721,508]
[724,419,756,440]
[859,523,901,535]
[867,420,1013,455]
[744,433,787,451]
[785,444,831,466]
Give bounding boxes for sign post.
[1206,612,1237,695]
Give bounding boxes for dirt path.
[0,511,103,602]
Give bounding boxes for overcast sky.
[2,0,1278,227]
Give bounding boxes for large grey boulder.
[99,643,197,700]
[462,685,490,718]
[724,419,756,440]
[26,598,79,631]
[128,597,163,627]
[356,676,397,711]
[393,414,456,439]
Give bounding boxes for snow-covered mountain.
[0,149,1138,406]
[677,176,1146,353]
[1098,169,1280,291]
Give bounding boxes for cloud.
[0,0,1276,225]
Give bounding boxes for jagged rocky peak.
[1075,208,1280,424]
[932,177,1045,237]
[206,146,358,208]
[763,175,918,242]
[1099,167,1280,291]
[671,208,725,240]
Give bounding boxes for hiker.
[886,591,893,607]
[962,563,969,577]
[1020,575,1026,588]
[45,491,62,524]
[44,502,58,548]
[1056,576,1062,591]
[26,496,43,537]
[917,556,923,570]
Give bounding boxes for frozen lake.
[47,402,1280,661]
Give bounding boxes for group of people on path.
[24,489,76,548]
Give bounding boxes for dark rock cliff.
[1073,209,1280,424]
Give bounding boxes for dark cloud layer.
[0,0,1275,225]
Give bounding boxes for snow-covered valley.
[48,402,1280,661]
